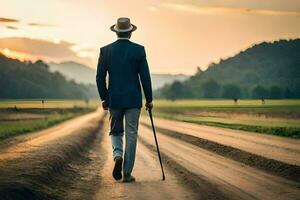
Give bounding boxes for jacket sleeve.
[138,47,153,102]
[96,48,108,102]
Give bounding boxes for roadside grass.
[0,99,99,141]
[153,112,300,139]
[143,99,300,139]
[0,99,99,109]
[0,113,71,140]
[153,99,300,108]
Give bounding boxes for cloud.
[0,37,75,57]
[0,17,20,31]
[0,17,55,29]
[5,26,18,30]
[160,2,300,16]
[0,37,95,67]
[0,17,19,23]
[27,23,56,27]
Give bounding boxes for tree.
[252,86,269,99]
[269,86,282,99]
[196,66,203,75]
[284,88,294,98]
[222,84,241,99]
[164,81,189,101]
[202,80,220,98]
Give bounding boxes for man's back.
[96,39,152,109]
[96,17,153,182]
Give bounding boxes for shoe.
[112,156,123,181]
[123,175,136,183]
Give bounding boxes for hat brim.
[110,24,137,32]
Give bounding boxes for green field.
[144,99,300,138]
[0,99,100,109]
[0,100,99,140]
[1,99,300,140]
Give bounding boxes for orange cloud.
[0,17,55,29]
[27,23,56,27]
[0,48,37,61]
[5,26,18,30]
[0,17,19,23]
[0,37,95,67]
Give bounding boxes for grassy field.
[0,100,99,140]
[144,99,300,138]
[0,99,99,109]
[2,99,300,139]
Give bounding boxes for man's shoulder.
[100,41,116,51]
[128,41,144,50]
[100,40,145,52]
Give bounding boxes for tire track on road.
[138,124,300,200]
[141,122,300,182]
[0,110,106,200]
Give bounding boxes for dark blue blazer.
[96,39,152,109]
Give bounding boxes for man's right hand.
[145,102,153,111]
[102,101,108,110]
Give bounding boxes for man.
[96,17,153,183]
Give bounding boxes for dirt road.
[140,117,300,166]
[95,125,199,200]
[0,111,299,200]
[139,124,300,200]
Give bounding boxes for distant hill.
[49,61,189,89]
[157,39,300,99]
[151,74,188,90]
[49,61,96,85]
[0,54,98,99]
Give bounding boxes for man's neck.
[117,37,130,40]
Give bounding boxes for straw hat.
[110,17,137,32]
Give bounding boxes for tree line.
[158,80,296,100]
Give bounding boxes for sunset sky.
[0,0,299,75]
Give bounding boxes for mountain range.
[157,39,300,99]
[49,62,188,89]
[0,54,98,99]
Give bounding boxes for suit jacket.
[96,39,152,109]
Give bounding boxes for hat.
[110,17,137,33]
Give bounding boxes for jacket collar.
[117,38,130,41]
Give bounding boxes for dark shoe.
[112,156,123,181]
[123,175,136,183]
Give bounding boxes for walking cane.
[148,109,165,181]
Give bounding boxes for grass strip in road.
[0,108,94,141]
[140,123,300,183]
[138,136,230,200]
[151,112,300,139]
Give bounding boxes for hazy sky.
[0,0,299,74]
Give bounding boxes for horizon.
[1,38,298,76]
[0,0,300,75]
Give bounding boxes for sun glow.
[1,48,40,61]
[53,38,61,44]
[3,48,10,55]
[77,50,95,58]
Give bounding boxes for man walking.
[96,17,153,183]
